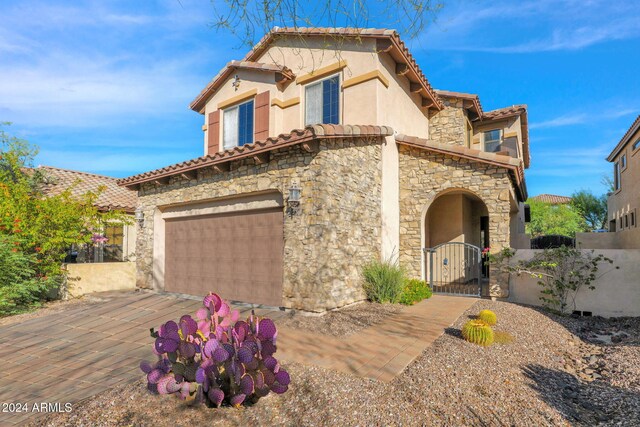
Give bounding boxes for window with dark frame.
[305,75,340,125]
[633,139,640,151]
[632,211,636,227]
[621,154,627,169]
[614,161,621,190]
[625,214,629,228]
[223,99,254,149]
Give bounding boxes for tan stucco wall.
[201,36,433,152]
[65,262,136,296]
[398,145,513,297]
[508,249,640,317]
[608,125,640,245]
[136,137,382,312]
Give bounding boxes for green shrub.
[362,257,406,303]
[0,236,53,316]
[399,278,432,305]
[477,309,497,326]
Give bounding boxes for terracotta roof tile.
[200,27,443,111]
[607,114,640,161]
[530,194,572,204]
[117,124,394,188]
[395,134,527,201]
[36,166,137,212]
[434,90,484,116]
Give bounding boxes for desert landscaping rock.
[33,299,640,426]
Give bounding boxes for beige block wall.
[508,249,640,317]
[135,137,382,312]
[397,145,514,297]
[65,262,136,296]
[577,228,640,249]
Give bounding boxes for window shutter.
[254,91,270,141]
[207,110,220,155]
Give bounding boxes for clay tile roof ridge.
[117,124,393,186]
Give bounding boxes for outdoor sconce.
[286,183,301,217]
[134,207,145,227]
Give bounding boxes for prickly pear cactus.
[462,320,494,346]
[140,292,290,408]
[477,309,497,326]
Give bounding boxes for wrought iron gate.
[424,242,483,296]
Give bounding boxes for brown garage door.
[164,208,284,306]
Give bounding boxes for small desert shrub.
[141,292,289,407]
[461,320,494,346]
[477,309,497,326]
[362,257,406,303]
[493,331,515,344]
[399,279,432,305]
[0,236,52,316]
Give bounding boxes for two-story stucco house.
[118,28,531,312]
[606,115,640,248]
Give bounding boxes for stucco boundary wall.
[507,249,640,318]
[576,228,640,249]
[65,262,136,297]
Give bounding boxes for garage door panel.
[164,208,284,306]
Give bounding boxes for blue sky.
[1,0,639,197]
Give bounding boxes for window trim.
[633,138,640,153]
[620,153,627,171]
[222,98,255,150]
[303,73,341,126]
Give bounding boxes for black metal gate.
[424,242,483,296]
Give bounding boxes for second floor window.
[633,139,640,151]
[621,154,627,169]
[305,75,339,125]
[614,161,621,191]
[223,99,254,149]
[484,129,502,152]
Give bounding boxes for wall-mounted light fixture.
[134,207,145,227]
[286,183,301,217]
[232,74,241,91]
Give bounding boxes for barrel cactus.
[477,309,497,326]
[462,320,494,346]
[140,292,290,408]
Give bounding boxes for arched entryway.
[422,189,489,296]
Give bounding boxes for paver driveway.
[0,291,286,425]
[0,291,474,425]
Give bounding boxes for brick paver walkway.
[0,291,474,425]
[276,294,476,382]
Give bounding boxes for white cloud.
[423,0,640,53]
[530,108,638,130]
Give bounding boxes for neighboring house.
[37,166,138,262]
[530,194,572,205]
[605,115,640,246]
[118,28,531,311]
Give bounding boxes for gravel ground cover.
[31,300,640,426]
[278,301,402,337]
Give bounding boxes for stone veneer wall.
[398,145,513,297]
[428,98,467,146]
[135,137,382,312]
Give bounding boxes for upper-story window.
[223,99,254,149]
[483,129,502,152]
[614,161,621,191]
[633,139,640,151]
[621,154,627,169]
[305,75,340,125]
